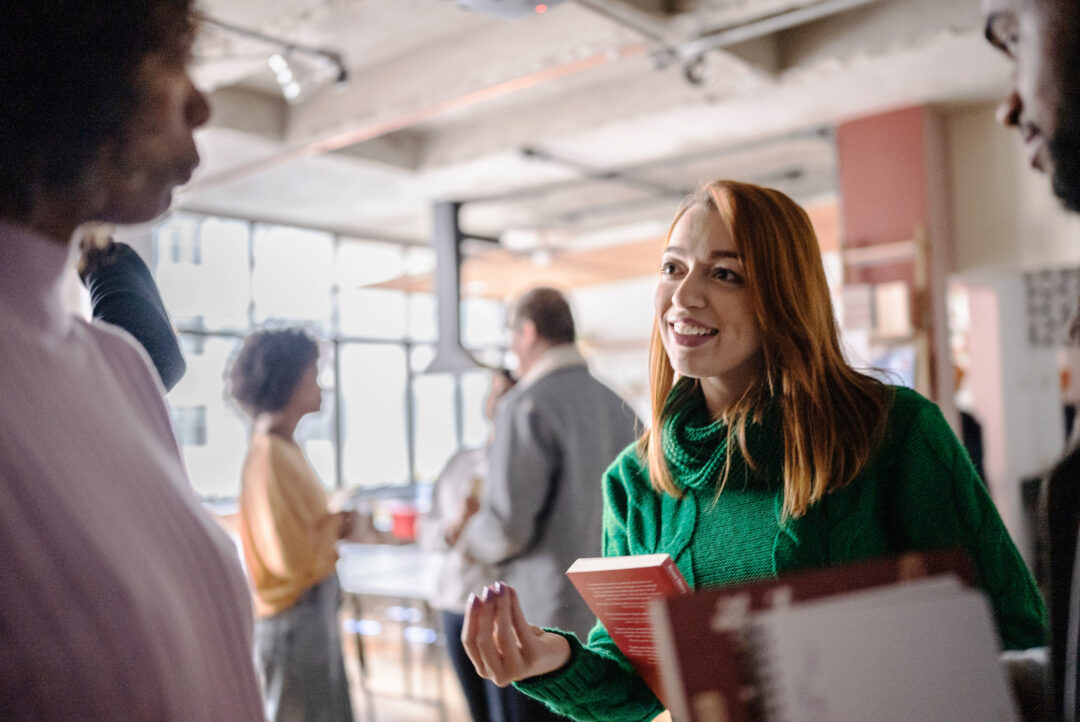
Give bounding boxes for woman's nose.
[186,78,211,129]
[671,272,705,308]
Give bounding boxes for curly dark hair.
[0,1,196,216]
[228,329,320,416]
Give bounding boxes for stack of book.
[567,550,1018,722]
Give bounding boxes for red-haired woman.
[460,180,1047,721]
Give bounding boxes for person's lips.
[669,318,718,348]
[178,150,201,185]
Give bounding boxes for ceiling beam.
[189,0,985,198]
[184,3,649,194]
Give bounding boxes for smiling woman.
[645,181,890,518]
[655,206,762,420]
[459,180,1048,722]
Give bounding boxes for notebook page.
[749,588,1018,722]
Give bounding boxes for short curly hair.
[0,1,195,216]
[228,329,320,416]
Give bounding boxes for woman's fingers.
[507,584,541,641]
[461,588,500,681]
[505,585,573,674]
[491,583,526,679]
[461,583,573,686]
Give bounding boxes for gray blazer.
[462,362,640,638]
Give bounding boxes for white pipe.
[673,0,888,63]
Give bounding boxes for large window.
[153,212,506,500]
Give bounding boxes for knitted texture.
[660,379,781,493]
[693,482,782,584]
[660,382,786,583]
[517,386,1048,722]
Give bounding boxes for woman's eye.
[659,261,677,275]
[713,267,741,282]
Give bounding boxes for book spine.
[664,558,691,594]
[649,601,691,722]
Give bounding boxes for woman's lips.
[670,320,718,348]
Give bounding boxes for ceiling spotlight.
[267,50,347,104]
[267,53,301,101]
[199,13,349,105]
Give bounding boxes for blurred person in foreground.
[0,1,264,718]
[418,367,517,721]
[229,328,356,722]
[461,180,1046,722]
[985,0,1080,717]
[458,286,641,722]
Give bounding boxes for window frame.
[153,210,506,500]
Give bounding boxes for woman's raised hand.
[461,582,571,686]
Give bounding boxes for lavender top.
[0,221,264,719]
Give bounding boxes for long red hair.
[641,180,891,519]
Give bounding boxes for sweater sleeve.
[514,449,666,722]
[891,396,1047,650]
[81,242,186,391]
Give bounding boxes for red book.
[648,549,975,722]
[566,553,691,707]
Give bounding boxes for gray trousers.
[254,574,354,722]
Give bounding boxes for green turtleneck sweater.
[516,386,1047,722]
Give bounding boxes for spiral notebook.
[746,581,1018,722]
[647,549,976,721]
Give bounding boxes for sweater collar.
[660,379,782,493]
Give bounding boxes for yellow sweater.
[238,433,343,617]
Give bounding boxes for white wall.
[570,275,656,421]
[962,278,1062,564]
[948,103,1080,274]
[945,102,1080,560]
[114,221,156,263]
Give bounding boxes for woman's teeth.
[673,321,716,336]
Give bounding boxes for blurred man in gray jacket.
[461,286,639,722]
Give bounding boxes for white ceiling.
[177,0,1009,252]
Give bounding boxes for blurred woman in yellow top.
[229,328,355,722]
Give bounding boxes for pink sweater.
[0,221,264,719]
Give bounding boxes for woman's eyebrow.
[663,246,741,260]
